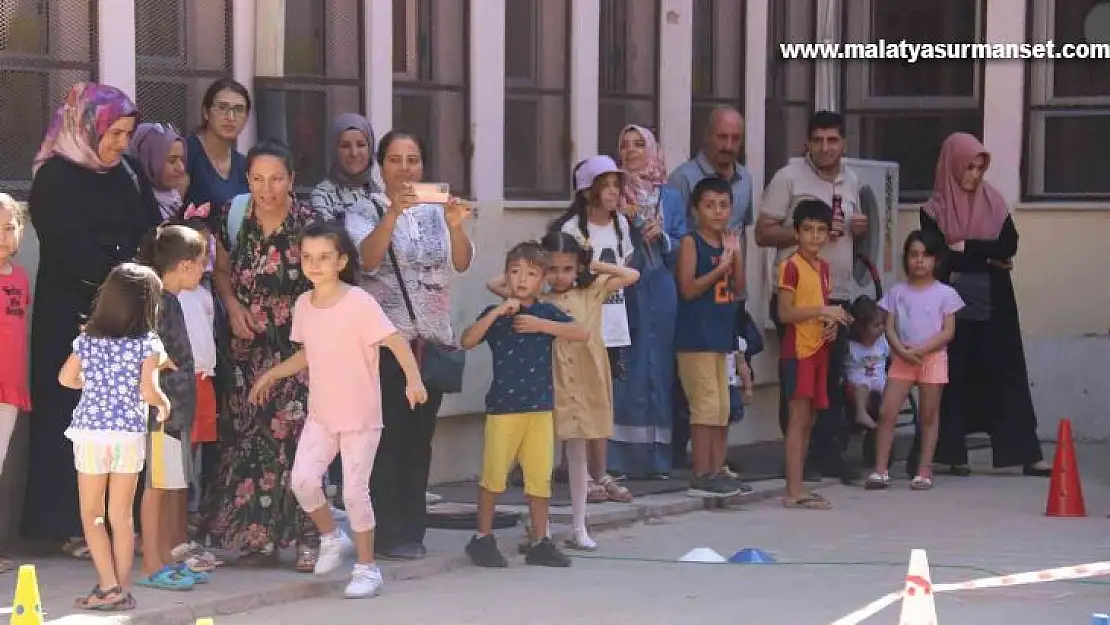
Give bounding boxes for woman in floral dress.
[203,140,317,570]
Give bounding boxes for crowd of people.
[0,77,1051,609]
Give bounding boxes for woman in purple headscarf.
[129,122,189,220]
[22,83,160,553]
[310,112,383,220]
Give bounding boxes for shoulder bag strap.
[371,199,419,324]
[227,193,251,254]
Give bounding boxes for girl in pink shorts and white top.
[867,230,964,491]
[249,221,427,599]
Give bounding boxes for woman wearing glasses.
[184,78,251,211]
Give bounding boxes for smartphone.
[411,182,450,204]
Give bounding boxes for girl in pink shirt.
[0,194,31,574]
[867,230,964,491]
[249,221,427,598]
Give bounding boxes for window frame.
[0,0,100,197]
[690,0,746,157]
[1021,0,1110,201]
[254,0,367,194]
[837,0,987,202]
[598,0,663,146]
[764,0,816,184]
[503,0,571,200]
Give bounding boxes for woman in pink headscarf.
[23,83,160,553]
[602,125,687,482]
[908,132,1050,478]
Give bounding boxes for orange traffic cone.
[1046,419,1086,517]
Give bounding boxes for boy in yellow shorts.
[460,241,588,568]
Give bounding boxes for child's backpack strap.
[226,193,251,254]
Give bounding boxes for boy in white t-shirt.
[845,297,889,429]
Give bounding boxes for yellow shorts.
[479,412,554,499]
[676,352,730,427]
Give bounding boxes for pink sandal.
[598,475,633,503]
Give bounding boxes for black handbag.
[372,200,466,393]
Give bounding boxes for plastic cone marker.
[678,548,728,563]
[1046,419,1087,518]
[728,548,776,564]
[10,565,45,625]
[196,620,216,625]
[898,549,938,625]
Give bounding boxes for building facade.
[1,0,1107,509]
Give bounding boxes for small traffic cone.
[899,549,938,625]
[196,619,215,625]
[1046,419,1087,518]
[9,564,44,625]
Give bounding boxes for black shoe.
[466,534,508,568]
[838,465,861,485]
[718,471,753,494]
[378,543,426,561]
[687,474,741,498]
[1022,464,1052,477]
[803,468,822,483]
[524,537,571,567]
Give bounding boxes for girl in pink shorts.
[866,231,964,491]
[249,221,427,599]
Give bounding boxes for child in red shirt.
[0,193,31,573]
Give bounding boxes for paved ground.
[5,442,1109,625]
[210,444,1110,625]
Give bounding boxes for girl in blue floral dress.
[58,263,171,612]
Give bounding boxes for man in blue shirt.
[459,241,587,569]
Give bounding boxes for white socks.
[565,439,595,549]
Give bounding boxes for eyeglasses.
[212,102,248,118]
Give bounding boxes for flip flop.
[783,494,832,510]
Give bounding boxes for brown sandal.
[74,585,131,611]
[598,475,633,503]
[783,493,832,510]
[586,480,608,503]
[293,545,317,573]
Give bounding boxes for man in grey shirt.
[669,106,754,470]
[755,110,868,484]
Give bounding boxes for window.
[135,0,231,138]
[841,0,984,201]
[503,0,569,199]
[1026,0,1110,199]
[765,0,814,183]
[0,0,97,196]
[690,0,744,158]
[393,0,470,196]
[255,0,364,191]
[598,0,659,157]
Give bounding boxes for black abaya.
[21,156,159,541]
[914,210,1042,469]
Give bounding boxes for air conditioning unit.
[786,157,901,302]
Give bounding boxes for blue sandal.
[173,562,210,584]
[135,566,195,591]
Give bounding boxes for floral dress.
[203,197,314,553]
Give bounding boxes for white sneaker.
[314,529,353,576]
[344,563,384,598]
[425,491,442,505]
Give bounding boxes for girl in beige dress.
[488,231,638,550]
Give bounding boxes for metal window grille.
[0,0,98,197]
[255,0,366,193]
[134,0,231,138]
[504,0,570,200]
[392,0,471,197]
[598,0,660,158]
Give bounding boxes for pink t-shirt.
[879,281,964,349]
[0,263,31,410]
[291,287,397,433]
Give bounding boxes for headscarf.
[618,124,668,211]
[922,132,1010,242]
[32,82,138,176]
[130,122,185,219]
[328,113,383,192]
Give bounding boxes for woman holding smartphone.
[331,130,474,560]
